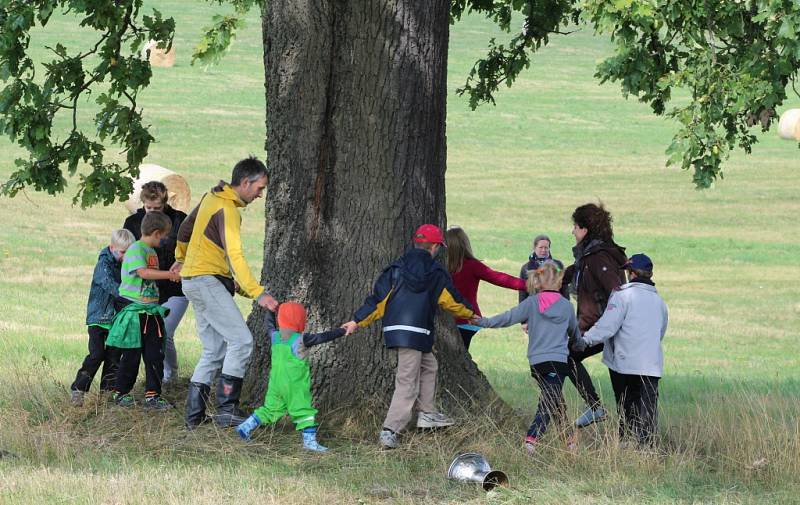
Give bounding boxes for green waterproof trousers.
[253,331,317,430]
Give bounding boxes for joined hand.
[341,321,358,336]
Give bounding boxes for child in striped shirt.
[107,211,180,410]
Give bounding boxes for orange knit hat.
[277,302,306,333]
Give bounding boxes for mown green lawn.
[1,2,799,504]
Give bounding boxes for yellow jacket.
[175,182,265,299]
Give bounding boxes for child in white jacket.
[573,253,668,447]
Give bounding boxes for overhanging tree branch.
[0,0,174,207]
[2,0,800,206]
[454,0,800,188]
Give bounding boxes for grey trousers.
[383,347,437,433]
[183,276,253,385]
[161,295,188,382]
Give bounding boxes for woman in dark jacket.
[562,203,627,428]
[123,181,188,384]
[519,234,569,304]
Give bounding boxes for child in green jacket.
[236,302,345,451]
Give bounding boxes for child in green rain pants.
[236,302,345,451]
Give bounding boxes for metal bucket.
[447,452,508,491]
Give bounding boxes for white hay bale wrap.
[125,164,192,214]
[777,108,800,140]
[141,40,176,68]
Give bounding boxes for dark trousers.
[566,343,603,406]
[458,328,478,351]
[115,314,165,396]
[71,326,121,392]
[609,369,660,446]
[528,361,569,438]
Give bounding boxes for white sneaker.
[70,390,84,407]
[416,411,455,428]
[379,429,399,449]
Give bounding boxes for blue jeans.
[528,361,569,438]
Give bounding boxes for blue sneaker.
[236,415,261,441]
[302,427,328,452]
[575,405,607,428]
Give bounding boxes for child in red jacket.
[445,226,526,350]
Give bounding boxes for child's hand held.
[341,321,358,336]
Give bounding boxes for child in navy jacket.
[69,229,135,406]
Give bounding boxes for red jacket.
[451,258,527,324]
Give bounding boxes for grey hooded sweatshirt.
[580,281,668,377]
[476,291,580,365]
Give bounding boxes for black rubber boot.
[213,374,249,427]
[185,381,211,429]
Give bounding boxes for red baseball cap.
[413,224,445,245]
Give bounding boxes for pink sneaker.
[524,435,538,455]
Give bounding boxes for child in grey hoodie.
[473,261,580,453]
[573,253,668,447]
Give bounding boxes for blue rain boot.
[302,427,328,452]
[236,414,261,441]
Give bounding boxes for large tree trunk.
[244,0,502,414]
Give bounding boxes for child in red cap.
[342,224,475,449]
[236,302,345,451]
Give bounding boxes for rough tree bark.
[244,0,502,414]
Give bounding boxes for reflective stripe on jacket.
[353,247,474,353]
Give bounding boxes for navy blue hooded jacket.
[353,247,474,352]
[86,247,123,325]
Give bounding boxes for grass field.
[1,2,799,504]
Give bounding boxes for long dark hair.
[572,203,614,243]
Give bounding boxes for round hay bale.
[141,40,176,68]
[777,108,800,140]
[124,164,192,214]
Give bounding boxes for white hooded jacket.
[581,280,668,377]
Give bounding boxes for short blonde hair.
[527,260,564,294]
[110,229,135,249]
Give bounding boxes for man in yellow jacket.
[173,156,279,428]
